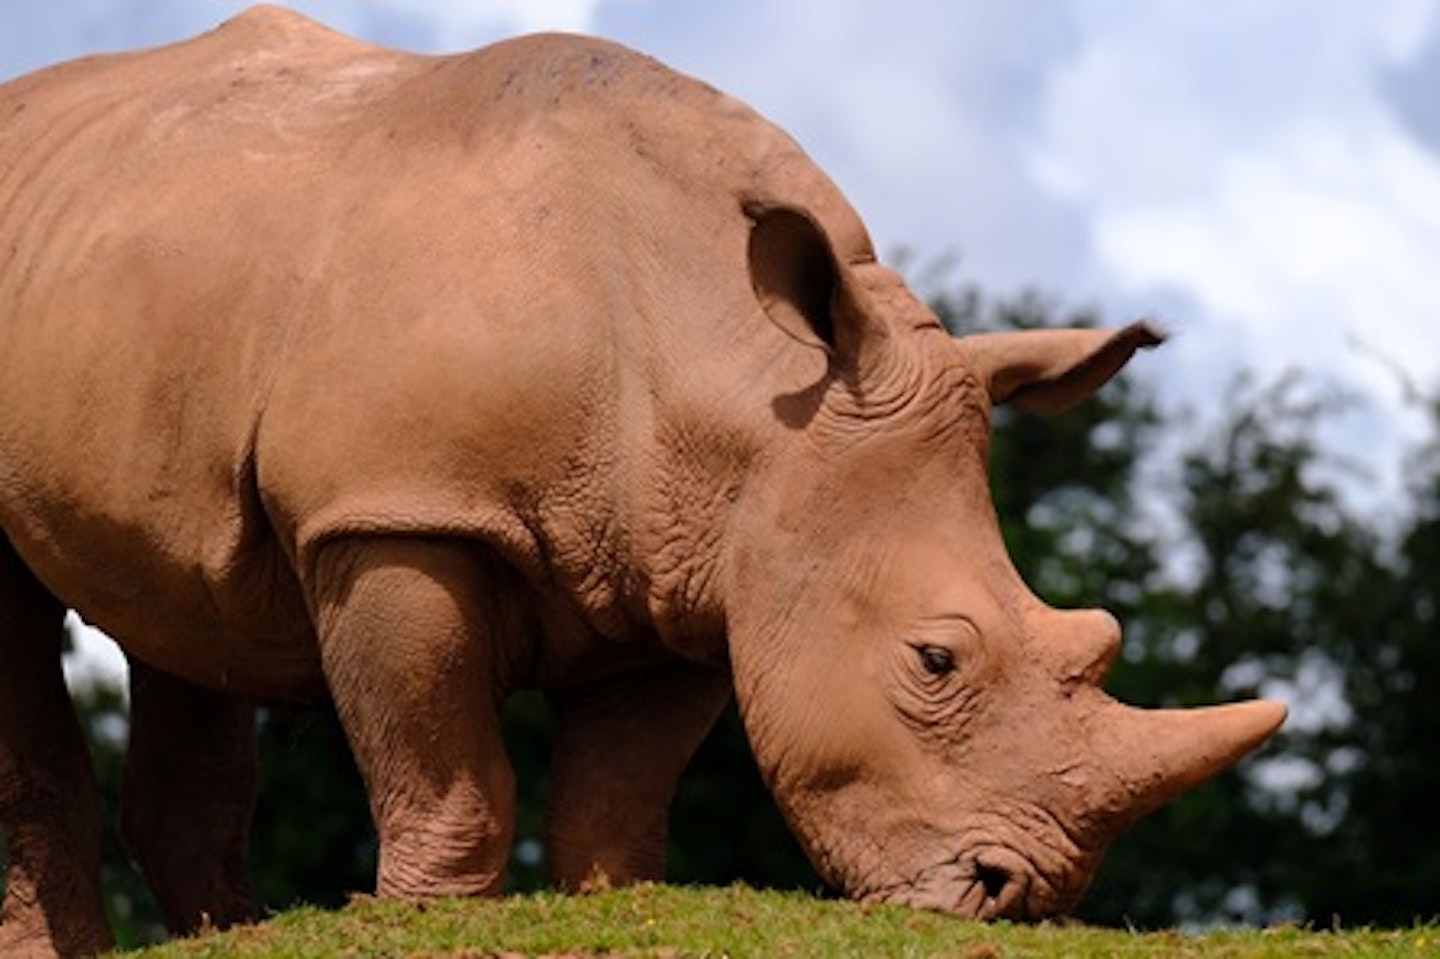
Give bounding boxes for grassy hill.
[116,884,1434,958]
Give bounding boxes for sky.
[4,1,1439,683]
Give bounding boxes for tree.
[1298,392,1440,925]
[1077,373,1387,926]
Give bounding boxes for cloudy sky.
[5,2,1439,678]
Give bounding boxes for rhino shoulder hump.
[205,4,357,51]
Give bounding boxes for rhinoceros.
[0,6,1285,956]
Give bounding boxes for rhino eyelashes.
[915,643,957,676]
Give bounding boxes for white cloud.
[62,613,129,697]
[1097,121,1440,357]
[1024,0,1440,502]
[1376,0,1440,63]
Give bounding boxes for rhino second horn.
[1103,698,1287,826]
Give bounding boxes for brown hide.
[1,8,833,693]
[0,8,1283,955]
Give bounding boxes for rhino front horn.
[1105,698,1287,825]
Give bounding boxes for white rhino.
[0,7,1284,956]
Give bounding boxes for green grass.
[113,884,1437,958]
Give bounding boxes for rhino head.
[723,205,1285,919]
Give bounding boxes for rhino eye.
[916,644,956,676]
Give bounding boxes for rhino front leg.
[311,537,517,898]
[0,541,112,959]
[546,661,731,889]
[121,660,258,934]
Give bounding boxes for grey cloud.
[595,1,1096,293]
[1384,25,1440,150]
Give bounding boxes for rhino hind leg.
[545,661,731,889]
[310,537,517,898]
[0,540,112,958]
[120,660,258,934]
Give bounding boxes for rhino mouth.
[863,846,1075,921]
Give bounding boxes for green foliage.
[1301,398,1440,925]
[1076,374,1364,926]
[250,705,374,910]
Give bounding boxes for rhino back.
[0,7,862,691]
[0,8,408,689]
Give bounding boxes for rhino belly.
[1,486,324,701]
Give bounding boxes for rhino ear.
[965,322,1165,413]
[747,204,842,351]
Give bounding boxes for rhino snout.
[864,844,1078,921]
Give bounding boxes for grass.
[113,884,1437,958]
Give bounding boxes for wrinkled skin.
[0,7,1285,955]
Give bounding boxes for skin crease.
[0,7,1285,956]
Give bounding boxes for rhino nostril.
[975,861,1010,902]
